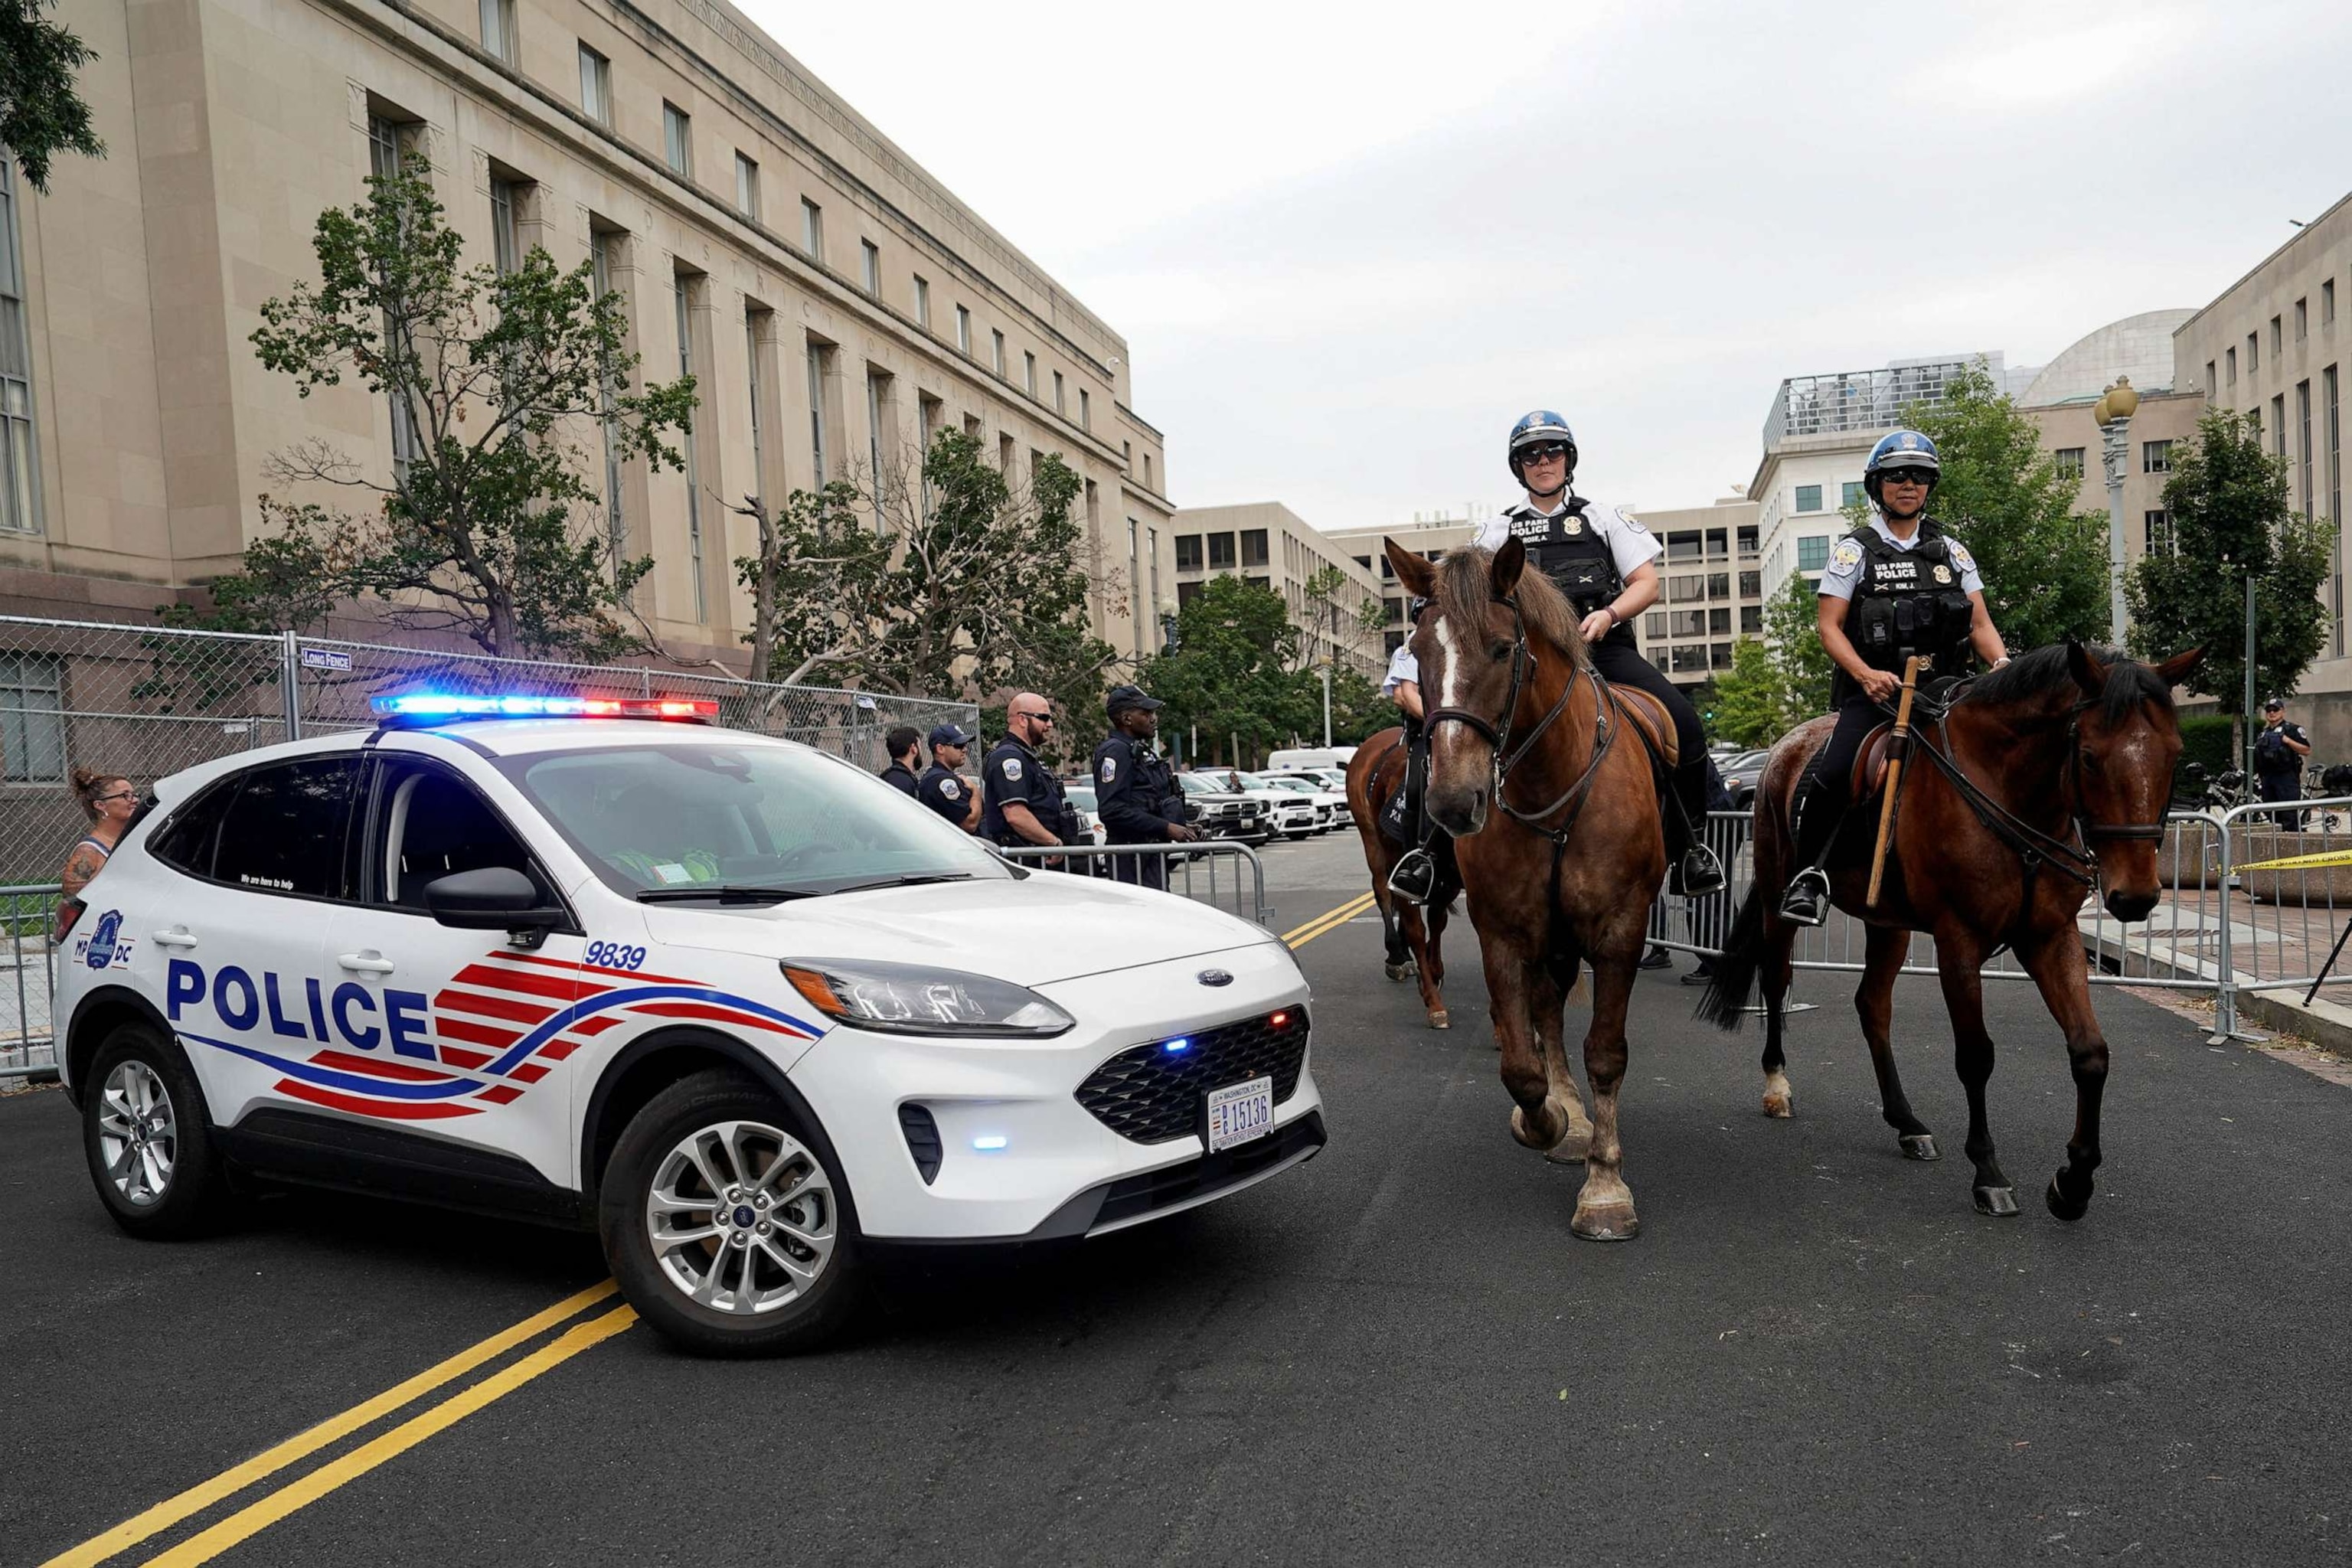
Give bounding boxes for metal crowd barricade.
[2207,794,2352,1041]
[0,882,59,1080]
[997,841,1273,929]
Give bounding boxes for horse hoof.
[1900,1134,1940,1162]
[1973,1184,2020,1218]
[1509,1107,1553,1152]
[2046,1176,2089,1222]
[1384,962,1415,982]
[1544,1133,1589,1167]
[1571,1202,1641,1242]
[1428,1009,1449,1030]
[1762,1093,1794,1119]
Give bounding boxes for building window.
[365,119,423,481]
[662,103,692,178]
[860,239,880,296]
[1736,525,1758,557]
[1710,642,1733,671]
[2142,439,2172,474]
[1666,610,1704,638]
[1145,453,1155,491]
[488,177,521,275]
[2145,510,2171,553]
[806,340,831,486]
[990,328,1005,375]
[1709,607,1731,635]
[1176,533,1200,570]
[1176,579,1204,609]
[1665,531,1701,562]
[2271,316,2283,358]
[2249,332,2259,372]
[1738,570,1759,598]
[2329,365,2342,652]
[2274,394,2288,456]
[2206,360,2216,393]
[578,44,611,126]
[912,276,929,329]
[674,277,706,622]
[1240,529,1269,568]
[955,305,972,355]
[2054,446,2086,480]
[1207,533,1236,570]
[2300,379,2315,518]
[1148,527,1161,616]
[1707,571,1730,599]
[479,0,516,62]
[1671,646,1707,674]
[590,230,626,563]
[866,371,890,528]
[2298,299,2309,341]
[799,198,822,260]
[1668,574,1704,604]
[2328,280,2338,325]
[0,652,64,780]
[1648,651,1670,673]
[1052,370,1064,414]
[732,153,758,220]
[1023,351,1037,396]
[1078,388,1090,430]
[2228,346,2238,383]
[1643,612,1668,640]
[1793,484,1822,512]
[1797,535,1830,573]
[1840,481,1864,508]
[743,314,766,512]
[0,157,40,536]
[1740,606,1762,635]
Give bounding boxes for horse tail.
[1695,885,1766,1031]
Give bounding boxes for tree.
[2127,406,2334,718]
[1846,360,2110,653]
[1706,577,1835,747]
[2,0,106,193]
[1295,564,1387,675]
[1708,636,1795,748]
[1136,575,1308,766]
[730,479,890,687]
[207,160,696,660]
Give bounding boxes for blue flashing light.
[369,693,718,724]
[971,1135,1009,1152]
[1162,1037,1191,1054]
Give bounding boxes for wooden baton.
[1866,655,1931,910]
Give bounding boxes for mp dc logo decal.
[77,910,134,972]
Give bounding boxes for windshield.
[1178,775,1228,795]
[1267,779,1315,793]
[501,740,1011,898]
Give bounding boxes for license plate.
[1205,1075,1275,1152]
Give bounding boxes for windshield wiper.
[635,885,820,904]
[828,872,978,894]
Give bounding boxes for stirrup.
[1672,843,1726,897]
[1780,866,1830,927]
[1387,848,1437,906]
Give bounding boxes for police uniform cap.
[1106,684,1165,716]
[928,721,975,748]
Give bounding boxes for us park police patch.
[1100,756,1119,782]
[1932,564,1952,584]
[1003,757,1024,781]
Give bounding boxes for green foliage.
[2127,407,2335,715]
[1,0,106,193]
[199,162,694,660]
[1137,575,1393,764]
[1707,577,1838,747]
[1847,360,2109,652]
[1295,564,1387,673]
[2174,712,2236,802]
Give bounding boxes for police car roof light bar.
[368,693,720,723]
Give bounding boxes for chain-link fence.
[0,613,978,1076]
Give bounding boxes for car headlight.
[782,960,1075,1037]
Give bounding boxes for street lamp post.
[2094,375,2140,647]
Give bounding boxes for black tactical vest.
[1832,521,1975,705]
[1504,499,1636,649]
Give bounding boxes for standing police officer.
[981,692,1081,864]
[1469,410,1725,897]
[1780,429,2011,925]
[879,726,921,797]
[918,722,982,831]
[1093,684,1197,887]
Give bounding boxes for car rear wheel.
[599,1069,864,1356]
[82,1023,226,1238]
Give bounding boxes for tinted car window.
[148,778,239,879]
[210,756,361,898]
[374,761,540,910]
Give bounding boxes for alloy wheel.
[96,1060,177,1207]
[645,1119,837,1315]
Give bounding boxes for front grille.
[1073,1008,1310,1145]
[897,1104,942,1184]
[1093,1111,1326,1228]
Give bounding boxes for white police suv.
[57,694,1325,1354]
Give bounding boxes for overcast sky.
[745,1,2352,532]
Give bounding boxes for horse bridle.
[1421,594,1615,835]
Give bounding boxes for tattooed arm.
[61,842,107,903]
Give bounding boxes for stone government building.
[7,0,1178,670]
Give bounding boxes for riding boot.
[1388,843,1437,905]
[1779,773,1845,927]
[1666,757,1726,897]
[1390,721,1437,905]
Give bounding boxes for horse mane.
[1431,547,1592,674]
[1962,642,2176,724]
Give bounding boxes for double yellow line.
[44,1282,635,1567]
[49,889,1380,1566]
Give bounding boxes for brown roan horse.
[1388,537,1677,1241]
[1699,642,2202,1222]
[1344,728,1459,1029]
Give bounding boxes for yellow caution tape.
[2232,847,2352,871]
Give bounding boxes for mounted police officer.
[980,693,1083,866]
[1468,410,1725,897]
[917,721,981,832]
[879,726,921,797]
[1383,598,1447,903]
[1780,429,2012,926]
[1092,684,1197,888]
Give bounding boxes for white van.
[1266,746,1355,773]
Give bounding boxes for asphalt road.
[7,831,2351,1566]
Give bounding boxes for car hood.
[639,874,1285,986]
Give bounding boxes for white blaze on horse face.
[1435,615,1467,712]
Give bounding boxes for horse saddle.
[1849,720,1940,803]
[1610,688,1679,771]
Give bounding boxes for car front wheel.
[599,1069,864,1356]
[82,1023,226,1238]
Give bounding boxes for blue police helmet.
[1862,430,1941,505]
[1507,410,1577,484]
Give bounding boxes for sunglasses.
[1516,442,1570,465]
[1015,710,1054,724]
[1880,469,1933,486]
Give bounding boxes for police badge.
[1561,516,1584,536]
[1003,758,1023,781]
[1932,564,1952,584]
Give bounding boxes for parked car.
[1214,771,1321,841]
[1259,774,1350,830]
[1061,785,1109,845]
[1719,751,1772,812]
[1177,773,1272,846]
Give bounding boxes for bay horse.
[1698,642,2201,1222]
[1387,537,1677,1240]
[1344,727,1459,1029]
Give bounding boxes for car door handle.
[337,952,397,975]
[150,928,199,949]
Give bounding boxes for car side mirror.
[423,866,567,944]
